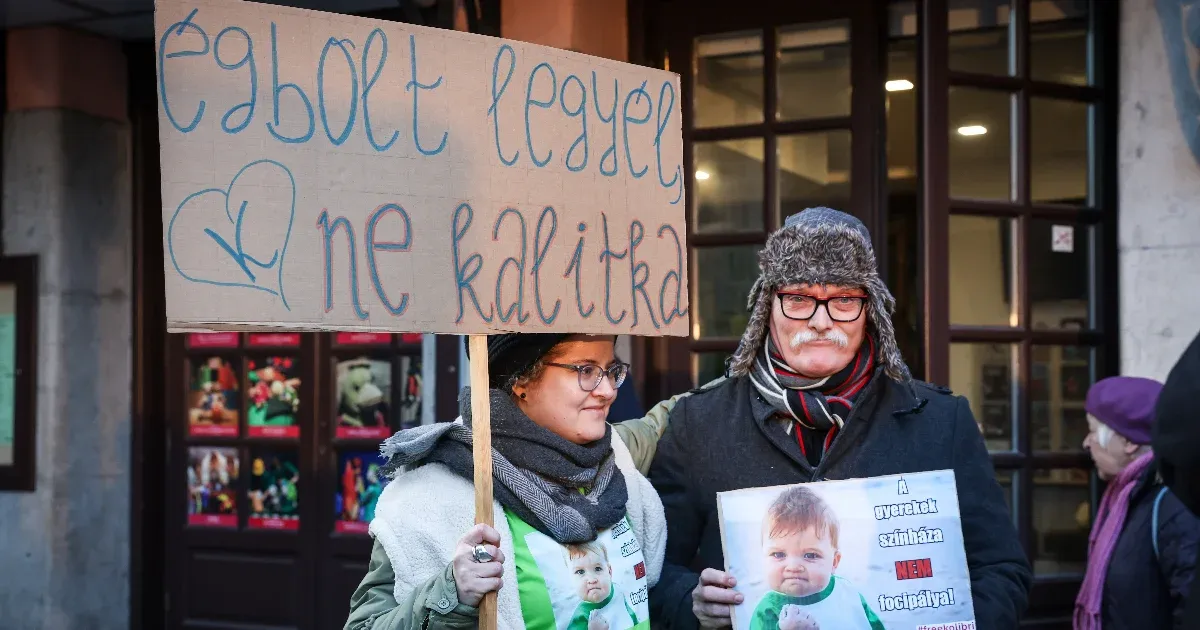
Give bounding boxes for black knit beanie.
[464,333,573,389]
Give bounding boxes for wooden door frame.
[632,0,1121,626]
[631,0,891,406]
[129,38,167,630]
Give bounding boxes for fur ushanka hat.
[727,207,911,383]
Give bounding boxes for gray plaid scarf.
[378,387,628,544]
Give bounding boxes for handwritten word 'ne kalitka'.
[156,6,687,333]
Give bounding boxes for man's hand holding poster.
[716,470,976,630]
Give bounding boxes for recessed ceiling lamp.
[957,125,987,136]
[695,170,711,180]
[885,79,914,92]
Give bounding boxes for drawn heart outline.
[167,159,296,311]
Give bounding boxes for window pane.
[694,139,764,233]
[950,342,1017,452]
[950,215,1017,327]
[1032,346,1093,453]
[692,351,731,386]
[695,31,763,129]
[887,20,923,375]
[777,21,851,121]
[1032,98,1090,204]
[995,468,1016,521]
[1029,219,1092,329]
[950,87,1014,201]
[694,245,759,338]
[949,0,1013,76]
[777,131,852,224]
[1031,0,1089,85]
[1033,468,1091,575]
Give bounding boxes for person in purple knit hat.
[1073,376,1200,630]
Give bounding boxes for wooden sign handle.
[468,334,498,630]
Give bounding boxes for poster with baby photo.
[716,470,975,630]
[507,513,651,630]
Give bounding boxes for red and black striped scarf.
[749,333,877,446]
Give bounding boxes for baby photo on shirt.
[510,513,651,630]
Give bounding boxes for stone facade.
[1119,0,1200,379]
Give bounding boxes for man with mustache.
[647,207,1032,629]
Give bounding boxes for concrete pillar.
[1119,0,1200,378]
[0,26,132,630]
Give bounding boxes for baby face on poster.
[761,488,841,600]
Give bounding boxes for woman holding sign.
[344,333,671,630]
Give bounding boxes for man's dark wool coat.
[647,370,1033,630]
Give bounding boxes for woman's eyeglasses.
[544,362,630,392]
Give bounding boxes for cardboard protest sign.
[717,470,976,630]
[154,0,688,336]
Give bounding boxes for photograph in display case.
[335,357,392,440]
[398,355,423,429]
[188,357,240,437]
[247,449,301,530]
[334,450,389,534]
[246,356,301,438]
[187,446,239,528]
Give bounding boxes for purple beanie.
[1084,376,1165,445]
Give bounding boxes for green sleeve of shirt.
[345,540,480,630]
[748,594,778,630]
[613,377,726,475]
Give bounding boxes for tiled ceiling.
[0,0,408,41]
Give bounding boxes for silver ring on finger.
[472,543,494,563]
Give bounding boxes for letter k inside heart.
[168,159,296,310]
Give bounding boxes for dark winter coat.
[646,371,1032,630]
[1153,329,1200,626]
[1099,463,1200,629]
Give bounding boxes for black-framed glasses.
[544,362,630,392]
[776,292,867,322]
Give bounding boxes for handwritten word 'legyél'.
[157,8,682,203]
[878,588,956,612]
[878,526,946,548]
[874,498,939,520]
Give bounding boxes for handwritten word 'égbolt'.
[873,498,939,520]
[878,588,956,612]
[157,8,682,203]
[879,527,945,548]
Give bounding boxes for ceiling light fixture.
[957,125,987,136]
[885,79,914,92]
[695,170,711,181]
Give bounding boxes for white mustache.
[790,329,849,349]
